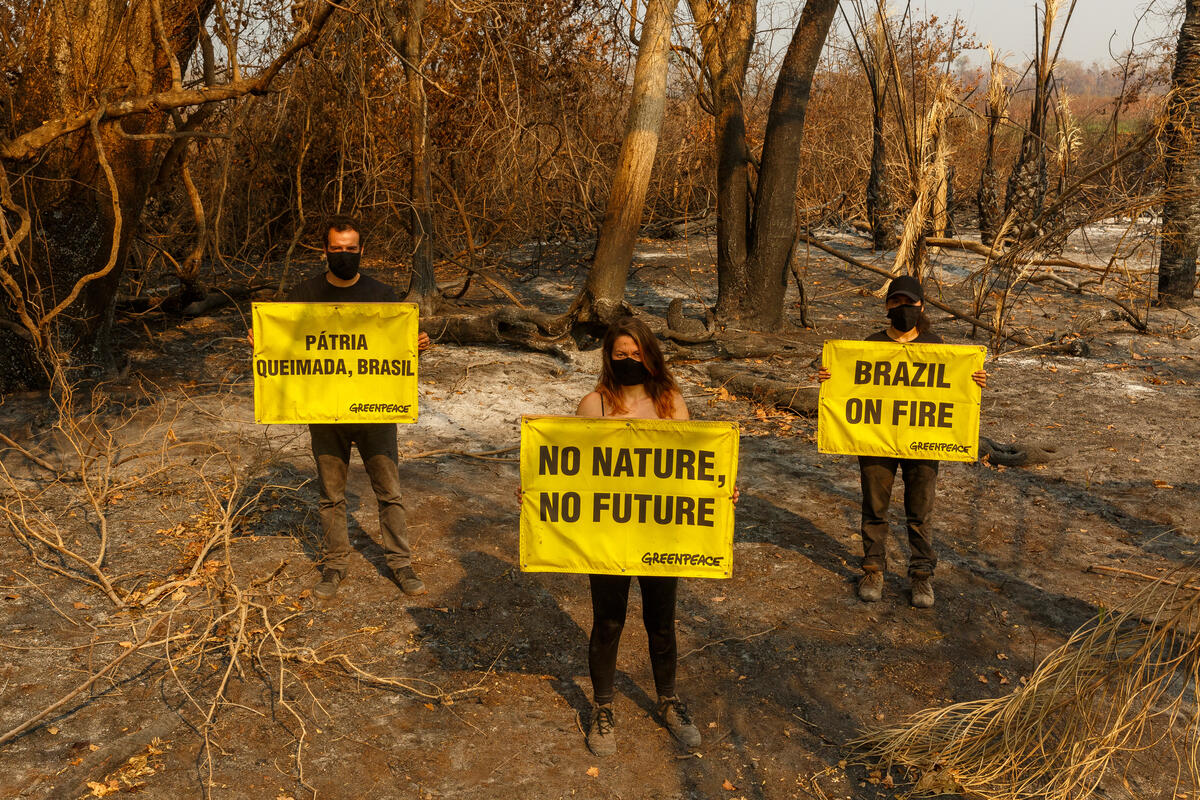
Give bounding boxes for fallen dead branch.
[797,233,1039,347]
[1087,565,1200,592]
[707,365,819,416]
[0,615,168,746]
[678,625,778,660]
[404,445,519,461]
[924,235,1109,274]
[0,431,59,474]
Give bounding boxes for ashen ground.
[0,228,1197,799]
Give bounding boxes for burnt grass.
[1,230,1198,799]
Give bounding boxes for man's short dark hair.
[322,215,365,249]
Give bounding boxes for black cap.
[886,275,924,303]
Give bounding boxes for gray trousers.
[858,455,939,578]
[309,423,411,575]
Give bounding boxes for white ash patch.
[1088,369,1159,397]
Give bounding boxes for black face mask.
[327,251,361,281]
[887,304,922,332]
[610,357,651,386]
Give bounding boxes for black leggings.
[588,574,678,705]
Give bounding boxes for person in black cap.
[818,275,986,608]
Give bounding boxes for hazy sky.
[909,1,1176,66]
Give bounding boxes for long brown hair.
[596,317,680,419]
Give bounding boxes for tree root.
[421,306,575,360]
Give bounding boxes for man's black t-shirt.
[865,329,944,344]
[286,273,399,303]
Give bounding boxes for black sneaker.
[393,566,427,596]
[313,570,342,600]
[587,704,616,757]
[657,695,701,748]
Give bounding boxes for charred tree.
[0,0,213,391]
[0,1,334,392]
[737,0,838,330]
[1158,0,1200,306]
[572,0,680,324]
[379,0,440,313]
[866,90,894,250]
[977,51,1011,247]
[848,2,896,251]
[689,0,756,319]
[689,0,836,331]
[1003,1,1073,243]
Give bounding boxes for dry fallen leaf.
[722,779,737,791]
[586,766,599,778]
[977,675,989,684]
[73,601,90,610]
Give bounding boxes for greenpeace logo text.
[349,403,412,414]
[908,441,971,454]
[641,552,724,567]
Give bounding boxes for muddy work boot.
[910,576,935,609]
[313,570,342,600]
[392,565,427,596]
[657,696,701,748]
[857,570,884,603]
[587,703,616,757]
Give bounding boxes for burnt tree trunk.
[0,0,212,391]
[573,0,679,324]
[1158,0,1200,306]
[977,124,1004,246]
[1004,3,1057,243]
[690,0,756,320]
[737,0,837,330]
[866,101,894,250]
[393,0,439,312]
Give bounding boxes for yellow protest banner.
[818,340,985,462]
[519,416,739,579]
[252,302,419,424]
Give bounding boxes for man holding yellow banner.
[818,276,986,609]
[254,216,430,601]
[520,318,738,758]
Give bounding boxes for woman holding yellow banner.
[573,317,702,757]
[818,276,986,609]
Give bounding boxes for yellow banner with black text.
[519,416,739,578]
[252,302,419,424]
[818,340,985,462]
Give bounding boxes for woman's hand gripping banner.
[520,416,739,578]
[818,340,985,462]
[253,302,419,424]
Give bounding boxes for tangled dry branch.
[854,570,1200,799]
